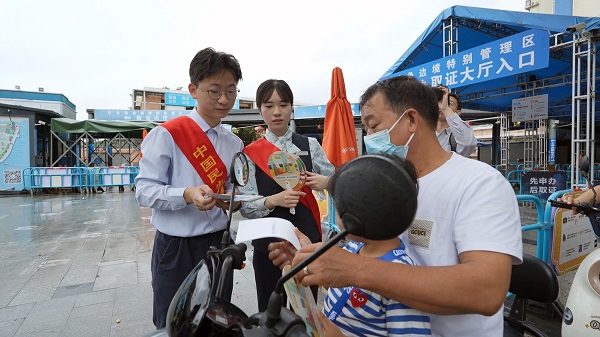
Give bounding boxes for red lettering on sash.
[162,116,227,194]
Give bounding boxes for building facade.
[130,86,255,111]
[0,89,77,119]
[525,0,599,16]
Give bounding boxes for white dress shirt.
[135,110,244,237]
[437,113,477,157]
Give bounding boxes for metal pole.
[571,35,577,187]
[549,119,557,165]
[50,129,53,167]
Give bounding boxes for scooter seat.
[509,254,559,304]
[504,254,560,337]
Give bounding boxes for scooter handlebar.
[240,306,310,337]
[549,199,600,215]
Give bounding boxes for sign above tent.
[93,109,187,121]
[165,92,240,109]
[381,29,549,89]
[165,92,196,107]
[512,94,549,122]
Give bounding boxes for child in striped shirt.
[321,155,431,337]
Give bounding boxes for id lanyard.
[325,241,407,323]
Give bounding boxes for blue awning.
[380,6,600,121]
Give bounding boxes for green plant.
[233,127,262,146]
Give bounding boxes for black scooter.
[148,154,421,337]
[148,153,566,337]
[147,152,316,337]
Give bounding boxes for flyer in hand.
[207,192,263,202]
[282,265,325,337]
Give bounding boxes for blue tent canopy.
[380,6,600,121]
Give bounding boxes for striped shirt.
[323,241,431,337]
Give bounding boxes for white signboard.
[512,94,548,122]
[552,206,599,275]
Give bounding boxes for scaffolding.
[500,113,509,170]
[442,18,459,57]
[571,29,597,189]
[523,121,536,170]
[50,131,143,168]
[47,118,156,168]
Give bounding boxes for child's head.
[189,47,243,86]
[328,154,418,240]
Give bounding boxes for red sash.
[244,138,322,236]
[162,116,227,194]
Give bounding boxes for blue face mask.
[364,111,415,158]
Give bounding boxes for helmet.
[166,260,248,337]
[329,154,418,240]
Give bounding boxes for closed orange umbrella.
[322,67,358,168]
[140,129,148,158]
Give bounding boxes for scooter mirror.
[232,152,249,187]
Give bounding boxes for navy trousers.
[151,230,231,329]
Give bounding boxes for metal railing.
[22,166,139,194]
[22,167,89,195]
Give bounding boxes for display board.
[512,94,548,122]
[552,191,599,275]
[0,116,30,191]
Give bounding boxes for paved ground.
[0,190,261,337]
[0,191,569,336]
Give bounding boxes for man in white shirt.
[270,76,522,337]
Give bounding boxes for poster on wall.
[512,94,548,122]
[0,116,30,191]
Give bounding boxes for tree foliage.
[233,127,262,146]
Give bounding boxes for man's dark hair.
[359,76,439,129]
[189,47,242,85]
[448,92,462,110]
[255,79,294,111]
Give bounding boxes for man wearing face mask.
[268,76,522,337]
[363,109,414,158]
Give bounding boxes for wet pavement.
[0,191,569,336]
[0,191,258,337]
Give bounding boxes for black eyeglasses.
[196,86,240,100]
